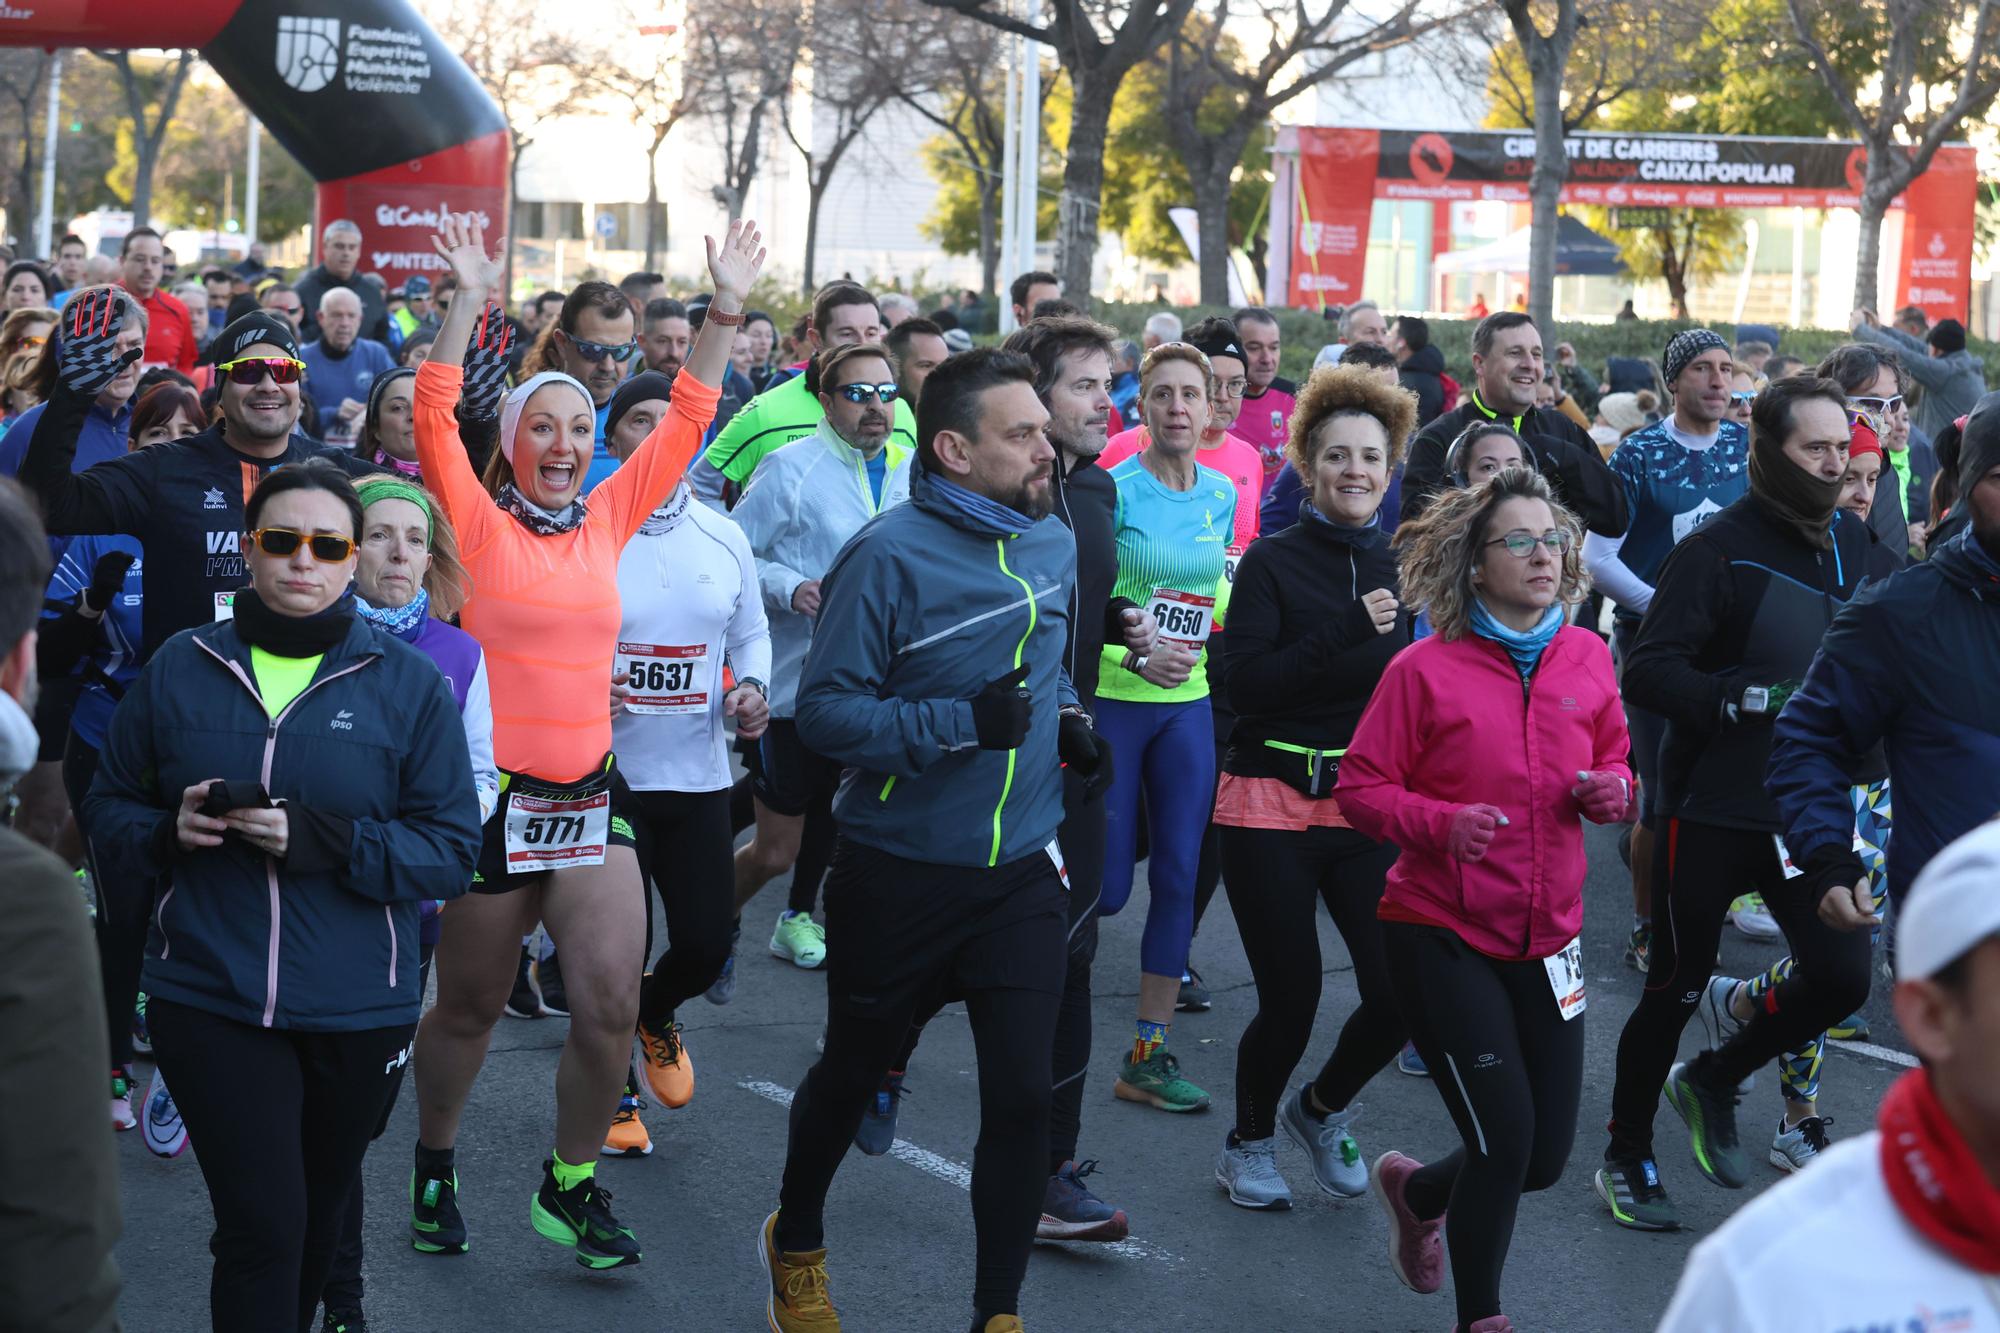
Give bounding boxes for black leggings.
[1223,823,1401,1139]
[1608,817,1873,1155]
[149,998,415,1333]
[63,731,151,1069]
[631,787,737,1026]
[1385,923,1585,1330]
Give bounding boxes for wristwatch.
[1740,685,1770,716]
[737,676,767,698]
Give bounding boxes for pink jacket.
[1336,627,1631,961]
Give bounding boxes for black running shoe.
[1176,965,1212,1013]
[410,1164,469,1254]
[322,1310,370,1333]
[1664,1056,1750,1189]
[530,1161,642,1269]
[537,951,571,1017]
[1594,1152,1680,1231]
[504,946,540,1019]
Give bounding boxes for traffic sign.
[595,211,618,240]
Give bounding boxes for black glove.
[970,664,1032,751]
[459,304,515,422]
[57,290,142,397]
[1058,710,1115,802]
[83,550,137,613]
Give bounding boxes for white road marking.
[738,1079,1182,1265]
[1826,1039,1918,1069]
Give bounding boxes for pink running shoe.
[1371,1150,1444,1295]
[1455,1319,1514,1332]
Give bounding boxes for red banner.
[1894,146,1978,317]
[1289,128,1378,308]
[312,131,510,292]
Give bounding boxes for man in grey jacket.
[759,349,1113,1333]
[1853,309,1987,440]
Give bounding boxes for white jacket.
[1657,1133,2000,1332]
[731,421,912,717]
[611,485,773,791]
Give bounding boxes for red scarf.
[1879,1068,2000,1273]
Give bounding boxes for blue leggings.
[1095,696,1216,977]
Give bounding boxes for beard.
[1005,477,1054,520]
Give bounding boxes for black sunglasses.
[563,330,638,364]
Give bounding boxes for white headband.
[498,371,594,466]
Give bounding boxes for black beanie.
[1956,390,2000,498]
[1928,318,1967,355]
[605,371,676,441]
[213,310,300,363]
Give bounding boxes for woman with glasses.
[1337,467,1628,1333]
[0,304,55,431]
[84,459,482,1333]
[1726,367,1760,425]
[405,211,762,1271]
[1598,375,1874,1233]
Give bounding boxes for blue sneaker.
[704,948,737,1006]
[1038,1158,1130,1240]
[853,1071,906,1156]
[1279,1087,1367,1197]
[1396,1042,1430,1078]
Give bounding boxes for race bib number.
[1544,935,1586,1020]
[503,789,610,873]
[1148,587,1216,651]
[214,591,238,621]
[1774,831,1869,879]
[1223,547,1242,586]
[619,641,712,716]
[1046,837,1069,889]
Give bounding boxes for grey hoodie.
[797,467,1077,868]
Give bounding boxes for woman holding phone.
[85,459,482,1333]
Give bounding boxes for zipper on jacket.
[989,537,1039,867]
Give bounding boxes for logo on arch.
[1410,133,1455,188]
[276,16,342,93]
[1843,148,1868,195]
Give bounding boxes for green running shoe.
[1594,1153,1680,1231]
[1114,1047,1210,1113]
[1663,1058,1749,1189]
[410,1166,468,1254]
[770,910,828,969]
[1827,1010,1870,1041]
[530,1161,642,1269]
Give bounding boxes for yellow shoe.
[637,1019,695,1108]
[760,1209,840,1331]
[981,1318,1025,1332]
[601,1094,652,1157]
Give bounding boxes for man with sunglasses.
[731,342,914,977]
[1819,343,1922,562]
[518,280,636,494]
[1852,307,1987,442]
[1582,328,1749,975]
[15,305,379,664]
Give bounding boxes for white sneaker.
[142,1068,190,1158]
[110,1068,137,1131]
[1770,1114,1831,1172]
[1695,974,1755,1093]
[1728,894,1781,940]
[1215,1133,1292,1210]
[1279,1087,1368,1197]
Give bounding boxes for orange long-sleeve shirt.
[414,362,720,783]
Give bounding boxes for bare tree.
[93,50,193,228]
[928,0,1201,304]
[693,0,806,220]
[0,51,47,239]
[1163,1,1461,305]
[586,10,706,270]
[1786,0,2000,311]
[898,19,1014,298]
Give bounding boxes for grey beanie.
[1662,328,1730,387]
[1957,390,2000,498]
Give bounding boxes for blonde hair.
[1138,342,1214,401]
[1392,467,1589,642]
[1287,364,1419,482]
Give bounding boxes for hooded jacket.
[694,368,918,505]
[796,466,1078,869]
[84,614,481,1032]
[1335,627,1630,961]
[1403,395,1629,536]
[1397,344,1448,428]
[1770,530,2000,900]
[731,420,913,717]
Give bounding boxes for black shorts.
[747,719,845,818]
[472,761,640,893]
[821,836,1069,1019]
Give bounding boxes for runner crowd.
[2,208,1999,1333]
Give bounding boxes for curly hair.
[1139,341,1214,400]
[1287,364,1419,482]
[1392,467,1589,642]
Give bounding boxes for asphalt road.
[111,820,1911,1332]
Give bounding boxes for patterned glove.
[458,303,515,421]
[58,289,141,397]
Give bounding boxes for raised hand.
[58,289,141,397]
[459,303,515,421]
[705,219,767,306]
[430,205,506,296]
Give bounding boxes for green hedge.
[1087,302,2000,390]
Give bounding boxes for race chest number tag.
[214,591,238,621]
[1544,935,1586,1020]
[1148,587,1216,651]
[619,641,712,715]
[1223,546,1243,586]
[503,789,610,872]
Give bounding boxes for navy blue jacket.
[1770,530,2000,902]
[85,614,480,1032]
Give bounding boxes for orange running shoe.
[601,1093,652,1157]
[636,1019,694,1108]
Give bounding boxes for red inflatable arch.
[1,0,508,290]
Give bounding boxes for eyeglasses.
[1484,529,1571,558]
[563,331,638,364]
[218,357,306,386]
[1729,390,1755,403]
[834,382,900,404]
[1849,394,1905,415]
[1218,377,1249,397]
[247,527,355,562]
[13,335,45,349]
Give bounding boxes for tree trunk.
[504,133,524,300]
[802,174,825,293]
[131,140,156,229]
[1193,158,1235,307]
[1854,185,1889,316]
[1056,70,1115,307]
[644,126,667,272]
[1525,54,1566,346]
[977,174,1000,299]
[1659,229,1690,320]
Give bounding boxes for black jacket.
[1052,448,1132,706]
[1398,344,1447,429]
[1402,396,1628,537]
[18,378,381,661]
[295,264,391,344]
[1221,509,1409,792]
[1625,494,1875,832]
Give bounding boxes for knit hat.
[1596,391,1646,436]
[1928,318,1967,355]
[1662,328,1729,387]
[1847,414,1883,465]
[605,370,676,442]
[213,310,300,363]
[1956,390,2000,499]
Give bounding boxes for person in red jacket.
[1336,466,1631,1333]
[117,227,197,375]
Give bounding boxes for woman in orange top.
[407,209,765,1271]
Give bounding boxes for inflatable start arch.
[0,0,508,289]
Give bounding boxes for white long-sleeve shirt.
[611,485,774,792]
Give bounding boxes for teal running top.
[1097,454,1236,704]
